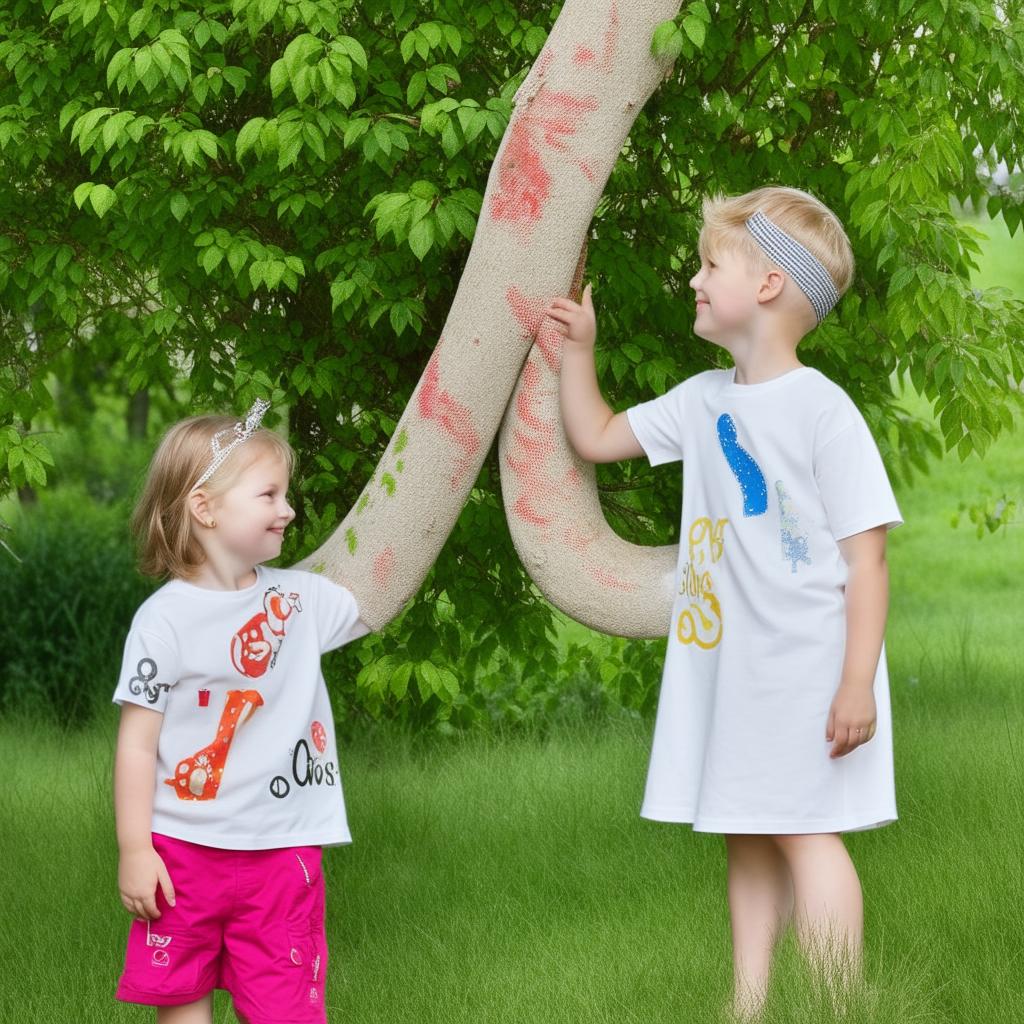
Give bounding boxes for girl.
[112,398,371,1024]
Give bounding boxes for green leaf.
[89,184,116,218]
[408,216,435,259]
[651,20,683,60]
[235,117,265,160]
[679,15,704,48]
[170,193,189,221]
[72,181,94,209]
[390,662,413,699]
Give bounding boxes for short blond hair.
[130,414,295,581]
[698,185,855,299]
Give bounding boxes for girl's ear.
[188,489,212,525]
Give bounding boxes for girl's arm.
[547,284,645,464]
[114,703,176,920]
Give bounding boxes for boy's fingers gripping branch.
[545,282,596,347]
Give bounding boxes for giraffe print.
[164,689,263,801]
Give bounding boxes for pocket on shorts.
[286,923,327,1013]
[120,922,206,998]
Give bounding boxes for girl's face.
[688,246,762,343]
[208,450,296,565]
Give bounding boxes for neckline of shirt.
[720,365,817,395]
[166,562,268,598]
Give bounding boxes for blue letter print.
[717,414,767,517]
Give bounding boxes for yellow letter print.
[676,516,729,650]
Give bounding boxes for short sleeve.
[814,415,904,541]
[112,628,180,713]
[315,575,372,653]
[624,380,686,467]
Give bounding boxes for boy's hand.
[119,844,176,921]
[826,683,877,758]
[544,282,596,348]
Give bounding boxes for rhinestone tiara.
[191,397,270,491]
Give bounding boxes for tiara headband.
[744,209,841,324]
[191,397,271,491]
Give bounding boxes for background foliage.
[1,0,1022,725]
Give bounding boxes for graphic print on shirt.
[716,414,767,516]
[128,656,171,706]
[775,480,811,573]
[165,689,264,800]
[677,516,729,650]
[230,586,303,678]
[268,719,338,800]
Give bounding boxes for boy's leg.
[770,833,864,992]
[724,834,794,1019]
[156,993,214,1024]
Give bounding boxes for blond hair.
[130,414,295,581]
[698,185,855,299]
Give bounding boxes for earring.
[207,519,216,528]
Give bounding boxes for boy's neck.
[723,335,805,386]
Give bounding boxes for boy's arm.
[838,525,889,688]
[114,703,176,918]
[547,284,645,464]
[826,525,889,757]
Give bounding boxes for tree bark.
[292,0,682,639]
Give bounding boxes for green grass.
[2,400,1022,1024]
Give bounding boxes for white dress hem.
[640,806,898,835]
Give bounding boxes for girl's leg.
[156,993,214,1024]
[724,833,795,1020]
[770,833,864,992]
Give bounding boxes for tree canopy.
[2,0,1022,723]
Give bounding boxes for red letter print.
[230,585,302,678]
[164,689,264,800]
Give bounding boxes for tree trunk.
[292,0,682,639]
[126,389,149,439]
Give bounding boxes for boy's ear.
[757,269,786,304]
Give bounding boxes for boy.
[545,185,903,1019]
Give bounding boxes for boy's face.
[688,246,764,345]
[207,450,296,564]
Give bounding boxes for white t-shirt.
[625,366,903,834]
[112,564,370,850]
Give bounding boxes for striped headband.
[744,209,841,324]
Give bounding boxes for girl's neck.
[180,563,261,592]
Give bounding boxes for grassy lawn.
[2,384,1022,1023]
[1,213,1021,1023]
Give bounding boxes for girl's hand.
[118,844,176,921]
[544,282,596,348]
[826,683,877,758]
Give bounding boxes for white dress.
[625,366,903,834]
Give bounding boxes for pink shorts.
[115,832,328,1024]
